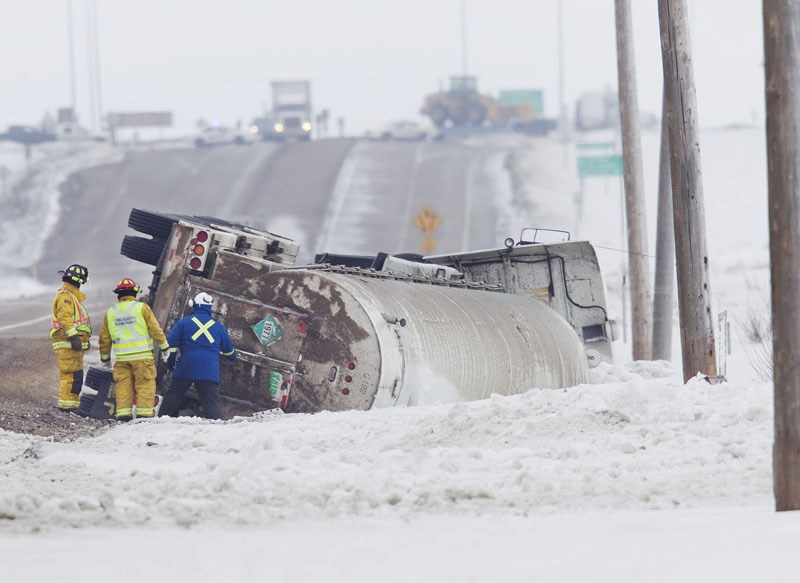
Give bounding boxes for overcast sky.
[1,0,764,135]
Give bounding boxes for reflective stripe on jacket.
[167,305,236,382]
[99,297,169,362]
[50,284,92,341]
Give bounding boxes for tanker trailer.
[175,252,590,414]
[83,209,597,419]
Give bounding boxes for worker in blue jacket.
[158,292,236,419]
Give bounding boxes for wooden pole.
[652,91,675,361]
[764,0,800,512]
[657,0,717,381]
[614,0,653,360]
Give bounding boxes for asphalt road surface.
[1,135,524,338]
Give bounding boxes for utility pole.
[657,0,717,382]
[652,91,675,361]
[557,0,568,143]
[460,0,469,76]
[614,0,652,360]
[66,0,77,115]
[764,0,800,512]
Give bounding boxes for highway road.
[1,135,524,337]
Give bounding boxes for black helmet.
[59,264,89,286]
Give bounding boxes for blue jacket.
[167,305,236,382]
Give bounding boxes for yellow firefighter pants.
[113,359,157,418]
[55,347,84,410]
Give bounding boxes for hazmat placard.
[252,315,283,347]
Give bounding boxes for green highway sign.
[577,154,623,178]
[576,141,616,151]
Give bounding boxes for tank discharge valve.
[382,314,407,327]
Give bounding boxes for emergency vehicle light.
[193,244,206,256]
[189,257,202,269]
[196,230,209,242]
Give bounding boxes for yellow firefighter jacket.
[50,282,92,349]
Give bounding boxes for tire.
[428,104,448,127]
[466,103,487,126]
[120,235,166,266]
[85,366,113,391]
[79,393,97,415]
[127,208,176,240]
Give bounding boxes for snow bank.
[0,362,772,533]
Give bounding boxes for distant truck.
[270,80,313,141]
[0,125,56,145]
[420,77,556,135]
[77,210,615,420]
[575,91,619,132]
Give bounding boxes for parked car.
[194,125,257,148]
[0,125,57,145]
[375,120,438,141]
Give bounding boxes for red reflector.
[347,362,356,370]
[342,388,350,395]
[196,230,209,242]
[345,375,352,383]
[193,244,205,255]
[190,237,198,245]
[189,257,202,269]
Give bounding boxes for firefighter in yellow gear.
[98,278,170,421]
[50,264,92,411]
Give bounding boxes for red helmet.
[113,278,141,295]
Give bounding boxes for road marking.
[316,141,364,252]
[0,313,52,332]
[397,142,425,251]
[461,154,479,251]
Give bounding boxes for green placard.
[268,370,282,397]
[252,315,283,347]
[577,154,623,178]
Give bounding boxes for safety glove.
[166,352,177,371]
[69,335,82,351]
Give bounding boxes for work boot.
[116,416,132,423]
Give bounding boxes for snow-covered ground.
[0,141,122,300]
[1,126,795,582]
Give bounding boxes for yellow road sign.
[420,237,438,253]
[414,206,442,235]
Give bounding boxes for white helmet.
[190,292,214,307]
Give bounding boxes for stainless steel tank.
[201,258,589,414]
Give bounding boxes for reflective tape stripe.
[116,408,133,417]
[190,318,215,342]
[136,408,154,417]
[107,302,154,357]
[52,342,73,350]
[221,349,235,356]
[51,288,91,331]
[58,399,80,409]
[115,352,155,362]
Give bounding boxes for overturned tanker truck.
[79,210,616,419]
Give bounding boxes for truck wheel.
[79,393,97,415]
[85,366,114,391]
[128,208,176,240]
[120,235,166,266]
[428,104,448,127]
